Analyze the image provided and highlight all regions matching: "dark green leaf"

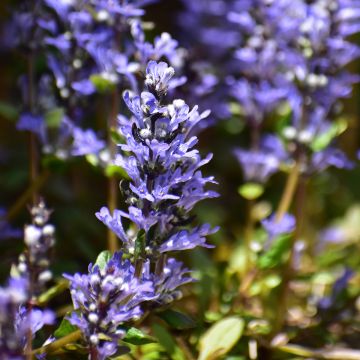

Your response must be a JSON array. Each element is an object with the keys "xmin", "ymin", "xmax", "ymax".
[
  {"xmin": 45, "ymin": 107, "xmax": 64, "ymax": 128},
  {"xmin": 135, "ymin": 230, "xmax": 146, "ymax": 260},
  {"xmin": 157, "ymin": 309, "xmax": 196, "ymax": 330},
  {"xmin": 54, "ymin": 317, "xmax": 78, "ymax": 339},
  {"xmin": 152, "ymin": 323, "xmax": 185, "ymax": 360},
  {"xmin": 257, "ymin": 234, "xmax": 291, "ymax": 270},
  {"xmin": 0, "ymin": 101, "xmax": 18, "ymax": 121}
]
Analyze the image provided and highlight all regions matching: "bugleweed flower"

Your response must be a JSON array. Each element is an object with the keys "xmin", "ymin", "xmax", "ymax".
[
  {"xmin": 64, "ymin": 252, "xmax": 154, "ymax": 360},
  {"xmin": 16, "ymin": 200, "xmax": 55, "ymax": 296},
  {"xmin": 97, "ymin": 60, "xmax": 218, "ymax": 260},
  {"xmin": 178, "ymin": 0, "xmax": 360, "ymax": 180},
  {"xmin": 0, "ymin": 277, "xmax": 54, "ymax": 359},
  {"xmin": 6, "ymin": 0, "xmax": 183, "ymax": 160}
]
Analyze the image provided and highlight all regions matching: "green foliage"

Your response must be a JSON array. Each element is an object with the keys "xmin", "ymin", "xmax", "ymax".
[
  {"xmin": 257, "ymin": 234, "xmax": 292, "ymax": 270},
  {"xmin": 45, "ymin": 107, "xmax": 65, "ymax": 128},
  {"xmin": 152, "ymin": 323, "xmax": 186, "ymax": 360},
  {"xmin": 90, "ymin": 74, "xmax": 117, "ymax": 93},
  {"xmin": 95, "ymin": 250, "xmax": 112, "ymax": 270},
  {"xmin": 198, "ymin": 317, "xmax": 245, "ymax": 360},
  {"xmin": 54, "ymin": 317, "xmax": 78, "ymax": 339},
  {"xmin": 157, "ymin": 309, "xmax": 196, "ymax": 330},
  {"xmin": 122, "ymin": 327, "xmax": 157, "ymax": 345},
  {"xmin": 0, "ymin": 101, "xmax": 18, "ymax": 121},
  {"xmin": 238, "ymin": 183, "xmax": 264, "ymax": 200}
]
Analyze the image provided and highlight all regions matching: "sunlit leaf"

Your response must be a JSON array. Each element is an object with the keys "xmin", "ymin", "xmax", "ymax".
[
  {"xmin": 123, "ymin": 327, "xmax": 157, "ymax": 345},
  {"xmin": 238, "ymin": 183, "xmax": 264, "ymax": 200},
  {"xmin": 95, "ymin": 250, "xmax": 112, "ymax": 270},
  {"xmin": 198, "ymin": 317, "xmax": 245, "ymax": 360}
]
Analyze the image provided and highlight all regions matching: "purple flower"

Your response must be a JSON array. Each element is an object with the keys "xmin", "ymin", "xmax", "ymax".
[
  {"xmin": 64, "ymin": 252, "xmax": 154, "ymax": 360},
  {"xmin": 98, "ymin": 61, "xmax": 218, "ymax": 256},
  {"xmin": 145, "ymin": 61, "xmax": 176, "ymax": 97},
  {"xmin": 71, "ymin": 128, "xmax": 105, "ymax": 156},
  {"xmin": 16, "ymin": 200, "xmax": 55, "ymax": 296},
  {"xmin": 233, "ymin": 148, "xmax": 281, "ymax": 184},
  {"xmin": 262, "ymin": 213, "xmax": 296, "ymax": 240},
  {"xmin": 142, "ymin": 258, "xmax": 194, "ymax": 307},
  {"xmin": 159, "ymin": 224, "xmax": 218, "ymax": 253}
]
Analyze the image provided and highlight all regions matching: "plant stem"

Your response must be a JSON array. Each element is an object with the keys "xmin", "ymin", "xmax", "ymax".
[
  {"xmin": 107, "ymin": 89, "xmax": 120, "ymax": 252},
  {"xmin": 275, "ymin": 161, "xmax": 300, "ymax": 223},
  {"xmin": 31, "ymin": 330, "xmax": 82, "ymax": 356},
  {"xmin": 5, "ymin": 170, "xmax": 49, "ymax": 222},
  {"xmin": 244, "ymin": 199, "xmax": 255, "ymax": 272},
  {"xmin": 28, "ymin": 54, "xmax": 39, "ymax": 207},
  {"xmin": 274, "ymin": 177, "xmax": 307, "ymax": 333}
]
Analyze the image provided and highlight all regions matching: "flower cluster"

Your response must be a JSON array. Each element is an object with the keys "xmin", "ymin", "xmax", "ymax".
[
  {"xmin": 97, "ymin": 60, "xmax": 218, "ymax": 259},
  {"xmin": 179, "ymin": 0, "xmax": 360, "ymax": 182},
  {"xmin": 0, "ymin": 276, "xmax": 54, "ymax": 359},
  {"xmin": 16, "ymin": 200, "xmax": 55, "ymax": 296},
  {"xmin": 0, "ymin": 201, "xmax": 56, "ymax": 359},
  {"xmin": 65, "ymin": 61, "xmax": 217, "ymax": 357},
  {"xmin": 6, "ymin": 0, "xmax": 183, "ymax": 160},
  {"xmin": 65, "ymin": 252, "xmax": 154, "ymax": 359}
]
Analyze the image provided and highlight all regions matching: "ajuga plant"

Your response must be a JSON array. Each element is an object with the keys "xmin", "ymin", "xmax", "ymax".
[
  {"xmin": 2, "ymin": 0, "xmax": 185, "ymax": 251},
  {"xmin": 0, "ymin": 200, "xmax": 55, "ymax": 359},
  {"xmin": 60, "ymin": 60, "xmax": 218, "ymax": 359},
  {"xmin": 174, "ymin": 1, "xmax": 360, "ymax": 359}
]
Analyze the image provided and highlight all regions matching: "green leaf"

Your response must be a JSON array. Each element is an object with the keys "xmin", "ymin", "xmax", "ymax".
[
  {"xmin": 95, "ymin": 250, "xmax": 112, "ymax": 270},
  {"xmin": 157, "ymin": 309, "xmax": 196, "ymax": 330},
  {"xmin": 90, "ymin": 74, "xmax": 116, "ymax": 93},
  {"xmin": 135, "ymin": 230, "xmax": 146, "ymax": 260},
  {"xmin": 257, "ymin": 234, "xmax": 291, "ymax": 270},
  {"xmin": 54, "ymin": 317, "xmax": 78, "ymax": 339},
  {"xmin": 238, "ymin": 183, "xmax": 264, "ymax": 200},
  {"xmin": 110, "ymin": 128, "xmax": 125, "ymax": 145},
  {"xmin": 0, "ymin": 101, "xmax": 18, "ymax": 121},
  {"xmin": 311, "ymin": 118, "xmax": 348, "ymax": 152},
  {"xmin": 152, "ymin": 323, "xmax": 185, "ymax": 360},
  {"xmin": 86, "ymin": 154, "xmax": 99, "ymax": 167},
  {"xmin": 105, "ymin": 164, "xmax": 129, "ymax": 179},
  {"xmin": 44, "ymin": 107, "xmax": 65, "ymax": 128},
  {"xmin": 198, "ymin": 317, "xmax": 245, "ymax": 360},
  {"xmin": 37, "ymin": 279, "xmax": 69, "ymax": 305},
  {"xmin": 123, "ymin": 327, "xmax": 157, "ymax": 345}
]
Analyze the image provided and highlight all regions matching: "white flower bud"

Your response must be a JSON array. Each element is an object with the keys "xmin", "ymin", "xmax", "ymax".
[
  {"xmin": 88, "ymin": 313, "xmax": 99, "ymax": 324},
  {"xmin": 90, "ymin": 334, "xmax": 99, "ymax": 345},
  {"xmin": 38, "ymin": 270, "xmax": 52, "ymax": 283},
  {"xmin": 24, "ymin": 225, "xmax": 41, "ymax": 246},
  {"xmin": 42, "ymin": 224, "xmax": 55, "ymax": 237}
]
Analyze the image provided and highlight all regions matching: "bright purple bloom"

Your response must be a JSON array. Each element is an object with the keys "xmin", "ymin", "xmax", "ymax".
[
  {"xmin": 97, "ymin": 61, "xmax": 218, "ymax": 258},
  {"xmin": 262, "ymin": 213, "xmax": 296, "ymax": 240},
  {"xmin": 71, "ymin": 128, "xmax": 106, "ymax": 156},
  {"xmin": 64, "ymin": 252, "xmax": 154, "ymax": 360}
]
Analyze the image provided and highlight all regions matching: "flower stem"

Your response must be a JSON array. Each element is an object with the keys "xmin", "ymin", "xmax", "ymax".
[
  {"xmin": 244, "ymin": 199, "xmax": 255, "ymax": 272},
  {"xmin": 31, "ymin": 330, "xmax": 82, "ymax": 356},
  {"xmin": 5, "ymin": 170, "xmax": 49, "ymax": 221},
  {"xmin": 28, "ymin": 54, "xmax": 39, "ymax": 207},
  {"xmin": 274, "ymin": 177, "xmax": 307, "ymax": 333},
  {"xmin": 275, "ymin": 161, "xmax": 300, "ymax": 222},
  {"xmin": 107, "ymin": 89, "xmax": 120, "ymax": 252}
]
